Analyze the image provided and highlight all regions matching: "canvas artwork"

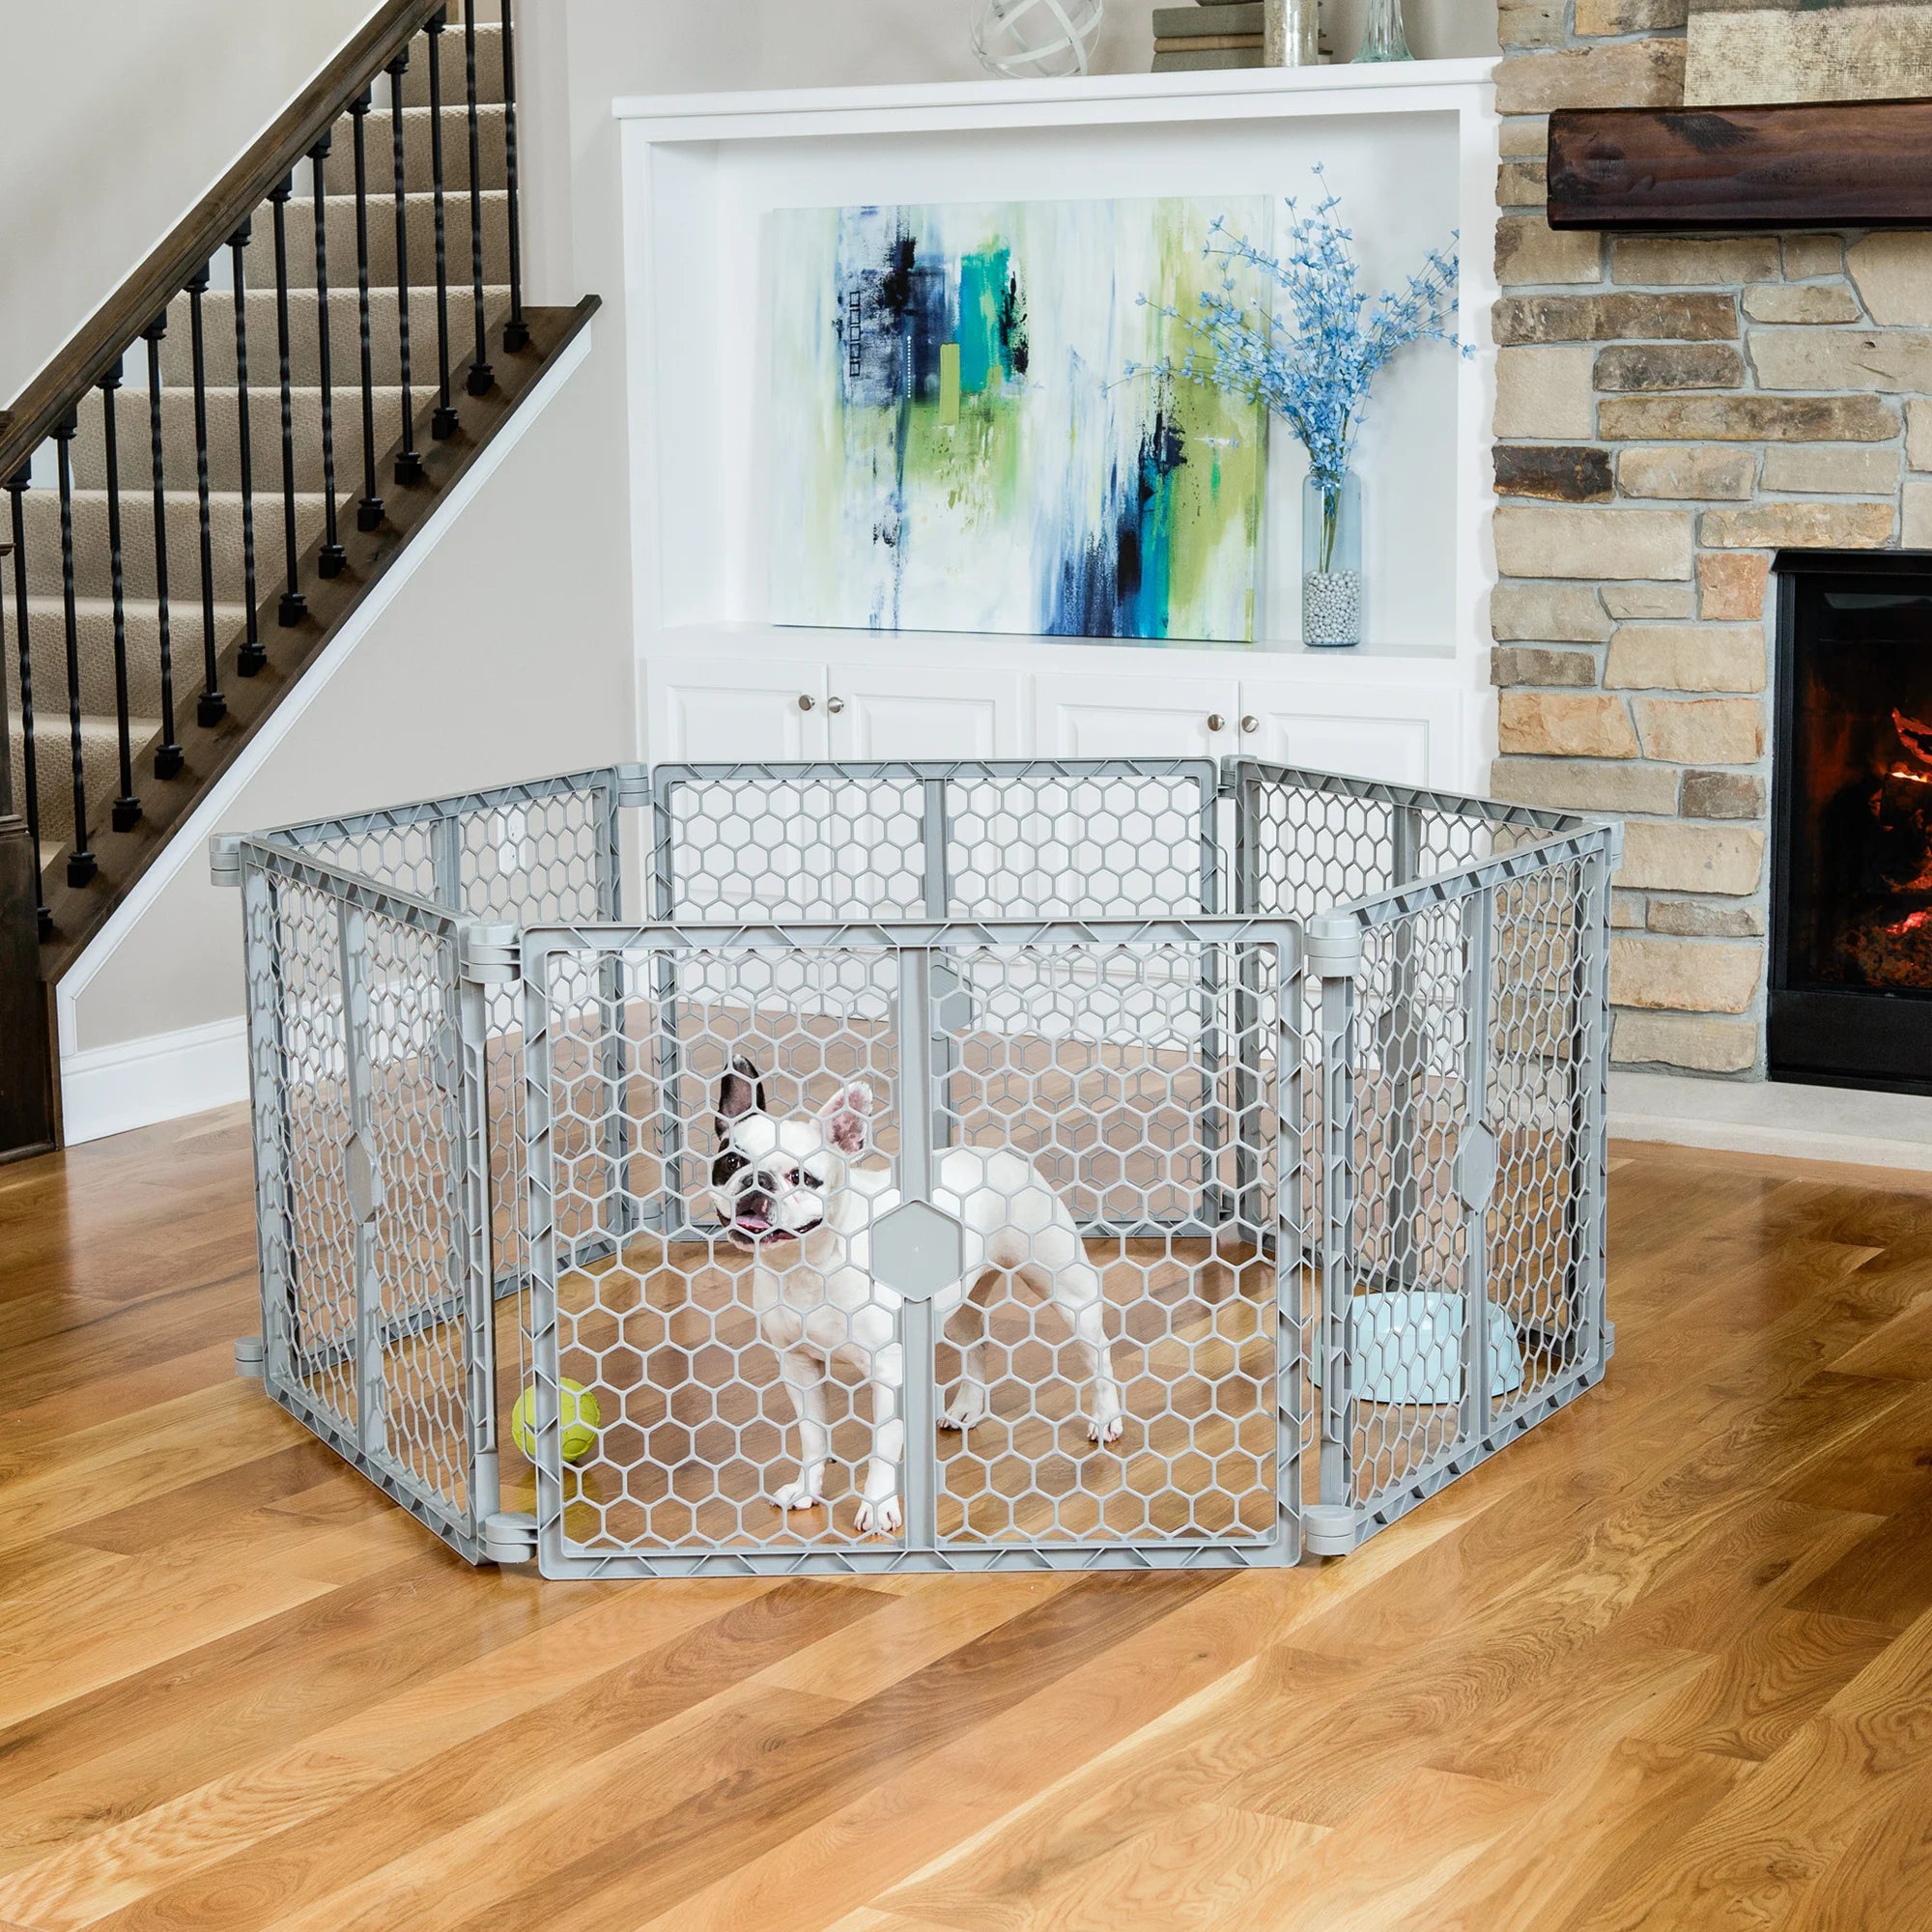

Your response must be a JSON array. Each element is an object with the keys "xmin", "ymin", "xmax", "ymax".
[{"xmin": 766, "ymin": 195, "xmax": 1269, "ymax": 643}]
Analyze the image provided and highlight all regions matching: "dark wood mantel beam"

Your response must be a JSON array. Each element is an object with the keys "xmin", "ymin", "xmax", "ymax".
[{"xmin": 1548, "ymin": 99, "xmax": 1932, "ymax": 232}]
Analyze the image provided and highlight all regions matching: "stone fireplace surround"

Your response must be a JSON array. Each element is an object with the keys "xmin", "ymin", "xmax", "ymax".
[{"xmin": 1490, "ymin": 0, "xmax": 1932, "ymax": 1090}]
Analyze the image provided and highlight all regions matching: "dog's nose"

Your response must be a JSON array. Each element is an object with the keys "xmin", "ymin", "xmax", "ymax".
[{"xmin": 739, "ymin": 1191, "xmax": 773, "ymax": 1221}]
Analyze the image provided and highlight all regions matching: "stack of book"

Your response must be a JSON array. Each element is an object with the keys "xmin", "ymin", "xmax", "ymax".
[{"xmin": 1151, "ymin": 2, "xmax": 1264, "ymax": 72}]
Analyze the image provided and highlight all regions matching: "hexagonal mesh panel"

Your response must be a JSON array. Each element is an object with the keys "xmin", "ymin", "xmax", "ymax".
[
  {"xmin": 518, "ymin": 919, "xmax": 1295, "ymax": 1576},
  {"xmin": 239, "ymin": 844, "xmax": 484, "ymax": 1554},
  {"xmin": 1311, "ymin": 835, "xmax": 1611, "ymax": 1544},
  {"xmin": 652, "ymin": 760, "xmax": 1219, "ymax": 924},
  {"xmin": 225, "ymin": 755, "xmax": 1613, "ymax": 1576}
]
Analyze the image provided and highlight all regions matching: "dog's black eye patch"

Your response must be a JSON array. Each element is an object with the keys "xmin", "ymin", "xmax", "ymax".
[
  {"xmin": 711, "ymin": 1149, "xmax": 749, "ymax": 1190},
  {"xmin": 800, "ymin": 1171, "xmax": 825, "ymax": 1192}
]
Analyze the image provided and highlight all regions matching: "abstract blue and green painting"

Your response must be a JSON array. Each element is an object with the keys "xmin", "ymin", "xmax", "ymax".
[{"xmin": 767, "ymin": 196, "xmax": 1268, "ymax": 643}]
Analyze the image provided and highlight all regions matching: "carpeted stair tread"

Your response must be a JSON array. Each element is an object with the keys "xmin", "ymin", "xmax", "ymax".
[{"xmin": 7, "ymin": 597, "xmax": 251, "ymax": 721}]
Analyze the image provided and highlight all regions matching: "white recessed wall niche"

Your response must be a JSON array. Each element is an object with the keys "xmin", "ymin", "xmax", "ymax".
[{"xmin": 616, "ymin": 63, "xmax": 1498, "ymax": 785}]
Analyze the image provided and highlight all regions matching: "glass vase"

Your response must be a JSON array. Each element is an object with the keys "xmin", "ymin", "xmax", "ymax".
[
  {"xmin": 1355, "ymin": 0, "xmax": 1412, "ymax": 63},
  {"xmin": 1302, "ymin": 470, "xmax": 1363, "ymax": 649}
]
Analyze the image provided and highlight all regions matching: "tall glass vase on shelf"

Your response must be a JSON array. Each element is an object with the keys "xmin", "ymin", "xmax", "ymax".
[
  {"xmin": 1264, "ymin": 0, "xmax": 1321, "ymax": 67},
  {"xmin": 1355, "ymin": 0, "xmax": 1412, "ymax": 62},
  {"xmin": 1302, "ymin": 470, "xmax": 1362, "ymax": 649}
]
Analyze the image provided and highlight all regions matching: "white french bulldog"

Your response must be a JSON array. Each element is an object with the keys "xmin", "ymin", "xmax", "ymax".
[{"xmin": 708, "ymin": 1055, "xmax": 1124, "ymax": 1536}]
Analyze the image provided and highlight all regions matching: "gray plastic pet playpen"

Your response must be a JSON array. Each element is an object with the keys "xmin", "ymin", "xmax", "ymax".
[{"xmin": 214, "ymin": 756, "xmax": 1618, "ymax": 1578}]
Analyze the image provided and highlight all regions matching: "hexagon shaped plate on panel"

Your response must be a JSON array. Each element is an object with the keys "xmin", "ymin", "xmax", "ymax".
[{"xmin": 870, "ymin": 1199, "xmax": 966, "ymax": 1303}]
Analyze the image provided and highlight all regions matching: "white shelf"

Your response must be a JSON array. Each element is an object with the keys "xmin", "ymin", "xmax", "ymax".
[
  {"xmin": 613, "ymin": 60, "xmax": 1499, "ymax": 139},
  {"xmin": 656, "ymin": 619, "xmax": 1463, "ymax": 675}
]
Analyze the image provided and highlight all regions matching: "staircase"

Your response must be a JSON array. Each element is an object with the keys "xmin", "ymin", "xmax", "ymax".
[{"xmin": 0, "ymin": 0, "xmax": 596, "ymax": 1158}]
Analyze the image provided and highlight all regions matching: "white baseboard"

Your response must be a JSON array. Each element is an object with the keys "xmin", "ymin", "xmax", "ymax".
[
  {"xmin": 1611, "ymin": 1069, "xmax": 1932, "ymax": 1174},
  {"xmin": 61, "ymin": 1016, "xmax": 249, "ymax": 1147}
]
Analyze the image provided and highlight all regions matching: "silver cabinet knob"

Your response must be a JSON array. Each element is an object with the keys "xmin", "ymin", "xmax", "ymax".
[
  {"xmin": 827, "ymin": 696, "xmax": 846, "ymax": 714},
  {"xmin": 797, "ymin": 694, "xmax": 815, "ymax": 712},
  {"xmin": 1208, "ymin": 713, "xmax": 1226, "ymax": 732},
  {"xmin": 1241, "ymin": 714, "xmax": 1259, "ymax": 734}
]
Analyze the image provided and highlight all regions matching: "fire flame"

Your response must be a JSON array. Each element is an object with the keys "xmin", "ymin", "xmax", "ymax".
[{"xmin": 1895, "ymin": 708, "xmax": 1932, "ymax": 766}]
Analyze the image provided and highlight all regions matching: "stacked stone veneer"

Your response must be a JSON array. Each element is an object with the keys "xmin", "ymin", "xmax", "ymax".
[{"xmin": 1491, "ymin": 1, "xmax": 1932, "ymax": 1075}]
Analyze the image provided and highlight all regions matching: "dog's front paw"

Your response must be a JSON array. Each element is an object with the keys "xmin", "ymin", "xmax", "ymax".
[
  {"xmin": 1088, "ymin": 1410, "xmax": 1124, "ymax": 1445},
  {"xmin": 774, "ymin": 1480, "xmax": 825, "ymax": 1512},
  {"xmin": 854, "ymin": 1493, "xmax": 902, "ymax": 1537},
  {"xmin": 939, "ymin": 1383, "xmax": 987, "ymax": 1432}
]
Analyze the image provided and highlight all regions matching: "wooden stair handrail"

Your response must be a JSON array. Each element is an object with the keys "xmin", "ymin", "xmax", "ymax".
[{"xmin": 0, "ymin": 0, "xmax": 443, "ymax": 486}]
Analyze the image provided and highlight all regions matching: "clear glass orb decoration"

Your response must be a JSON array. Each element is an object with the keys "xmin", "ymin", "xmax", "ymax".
[{"xmin": 972, "ymin": 0, "xmax": 1107, "ymax": 80}]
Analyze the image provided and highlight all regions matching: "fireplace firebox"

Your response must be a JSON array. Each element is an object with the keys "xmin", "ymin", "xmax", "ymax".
[{"xmin": 1772, "ymin": 551, "xmax": 1932, "ymax": 1093}]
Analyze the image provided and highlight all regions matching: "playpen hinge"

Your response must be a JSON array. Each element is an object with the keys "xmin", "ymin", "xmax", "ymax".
[
  {"xmin": 1303, "ymin": 1503, "xmax": 1358, "ymax": 1557},
  {"xmin": 1303, "ymin": 915, "xmax": 1364, "ymax": 980},
  {"xmin": 615, "ymin": 763, "xmax": 654, "ymax": 809},
  {"xmin": 459, "ymin": 923, "xmax": 523, "ymax": 986},
  {"xmin": 233, "ymin": 1333, "xmax": 266, "ymax": 1378},
  {"xmin": 209, "ymin": 835, "xmax": 244, "ymax": 889},
  {"xmin": 480, "ymin": 1511, "xmax": 538, "ymax": 1565}
]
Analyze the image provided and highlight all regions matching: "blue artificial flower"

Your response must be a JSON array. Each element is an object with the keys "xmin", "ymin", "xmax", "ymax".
[{"xmin": 1132, "ymin": 172, "xmax": 1468, "ymax": 497}]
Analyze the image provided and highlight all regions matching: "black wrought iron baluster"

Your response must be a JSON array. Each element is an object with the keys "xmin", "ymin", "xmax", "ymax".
[
  {"xmin": 230, "ymin": 221, "xmax": 263, "ymax": 673},
  {"xmin": 186, "ymin": 270, "xmax": 225, "ymax": 725},
  {"xmin": 463, "ymin": 6, "xmax": 493, "ymax": 396},
  {"xmin": 427, "ymin": 10, "xmax": 457, "ymax": 439},
  {"xmin": 350, "ymin": 90, "xmax": 383, "ymax": 530},
  {"xmin": 6, "ymin": 469, "xmax": 48, "ymax": 934},
  {"xmin": 270, "ymin": 175, "xmax": 304, "ymax": 626},
  {"xmin": 389, "ymin": 49, "xmax": 423, "ymax": 485},
  {"xmin": 99, "ymin": 361, "xmax": 139, "ymax": 830},
  {"xmin": 51, "ymin": 419, "xmax": 97, "ymax": 884},
  {"xmin": 143, "ymin": 316, "xmax": 183, "ymax": 780},
  {"xmin": 310, "ymin": 131, "xmax": 345, "ymax": 577},
  {"xmin": 500, "ymin": 0, "xmax": 527, "ymax": 353}
]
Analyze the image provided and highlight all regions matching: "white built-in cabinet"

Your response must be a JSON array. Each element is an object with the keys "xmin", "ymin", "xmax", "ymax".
[
  {"xmin": 647, "ymin": 639, "xmax": 1471, "ymax": 786},
  {"xmin": 623, "ymin": 64, "xmax": 1501, "ymax": 796}
]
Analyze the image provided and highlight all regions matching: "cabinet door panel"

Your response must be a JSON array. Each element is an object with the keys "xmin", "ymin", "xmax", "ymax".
[
  {"xmin": 826, "ymin": 663, "xmax": 1024, "ymax": 761},
  {"xmin": 646, "ymin": 658, "xmax": 825, "ymax": 765},
  {"xmin": 1239, "ymin": 681, "xmax": 1463, "ymax": 788},
  {"xmin": 1035, "ymin": 671, "xmax": 1239, "ymax": 763}
]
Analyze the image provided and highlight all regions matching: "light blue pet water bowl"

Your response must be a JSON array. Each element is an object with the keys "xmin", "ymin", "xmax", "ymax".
[{"xmin": 1309, "ymin": 1291, "xmax": 1525, "ymax": 1404}]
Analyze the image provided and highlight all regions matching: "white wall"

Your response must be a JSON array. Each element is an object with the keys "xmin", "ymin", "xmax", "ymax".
[
  {"xmin": 0, "ymin": 0, "xmax": 384, "ymax": 406},
  {"xmin": 521, "ymin": 1, "xmax": 1498, "ymax": 312},
  {"xmin": 53, "ymin": 0, "xmax": 1499, "ymax": 1119},
  {"xmin": 67, "ymin": 325, "xmax": 629, "ymax": 1061}
]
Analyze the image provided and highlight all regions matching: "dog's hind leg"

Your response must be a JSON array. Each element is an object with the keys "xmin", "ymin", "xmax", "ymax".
[
  {"xmin": 940, "ymin": 1292, "xmax": 991, "ymax": 1432},
  {"xmin": 1021, "ymin": 1243, "xmax": 1123, "ymax": 1445},
  {"xmin": 855, "ymin": 1371, "xmax": 904, "ymax": 1537},
  {"xmin": 773, "ymin": 1346, "xmax": 831, "ymax": 1512}
]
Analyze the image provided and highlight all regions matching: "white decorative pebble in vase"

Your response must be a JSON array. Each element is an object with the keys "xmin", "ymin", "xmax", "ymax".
[{"xmin": 1303, "ymin": 469, "xmax": 1363, "ymax": 648}]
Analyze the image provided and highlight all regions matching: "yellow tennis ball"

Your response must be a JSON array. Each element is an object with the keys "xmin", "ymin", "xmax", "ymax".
[{"xmin": 510, "ymin": 1379, "xmax": 602, "ymax": 1463}]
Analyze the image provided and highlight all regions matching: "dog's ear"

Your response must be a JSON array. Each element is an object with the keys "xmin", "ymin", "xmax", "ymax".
[
  {"xmin": 717, "ymin": 1054, "xmax": 766, "ymax": 1126},
  {"xmin": 817, "ymin": 1080, "xmax": 873, "ymax": 1156}
]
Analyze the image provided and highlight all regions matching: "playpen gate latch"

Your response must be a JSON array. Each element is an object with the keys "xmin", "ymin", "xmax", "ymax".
[
  {"xmin": 1454, "ymin": 1122, "xmax": 1498, "ymax": 1215},
  {"xmin": 342, "ymin": 1132, "xmax": 387, "ymax": 1226}
]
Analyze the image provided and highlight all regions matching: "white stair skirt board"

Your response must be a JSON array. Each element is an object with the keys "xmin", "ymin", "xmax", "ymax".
[
  {"xmin": 59, "ymin": 1016, "xmax": 249, "ymax": 1147},
  {"xmin": 1612, "ymin": 1069, "xmax": 1932, "ymax": 1174},
  {"xmin": 54, "ymin": 320, "xmax": 597, "ymax": 1148}
]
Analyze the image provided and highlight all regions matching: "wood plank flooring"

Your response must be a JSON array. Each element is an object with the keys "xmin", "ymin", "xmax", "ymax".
[{"xmin": 3, "ymin": 1108, "xmax": 1931, "ymax": 1928}]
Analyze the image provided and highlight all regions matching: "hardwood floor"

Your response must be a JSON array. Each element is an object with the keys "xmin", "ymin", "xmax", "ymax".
[{"xmin": 3, "ymin": 1109, "xmax": 1931, "ymax": 1929}]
